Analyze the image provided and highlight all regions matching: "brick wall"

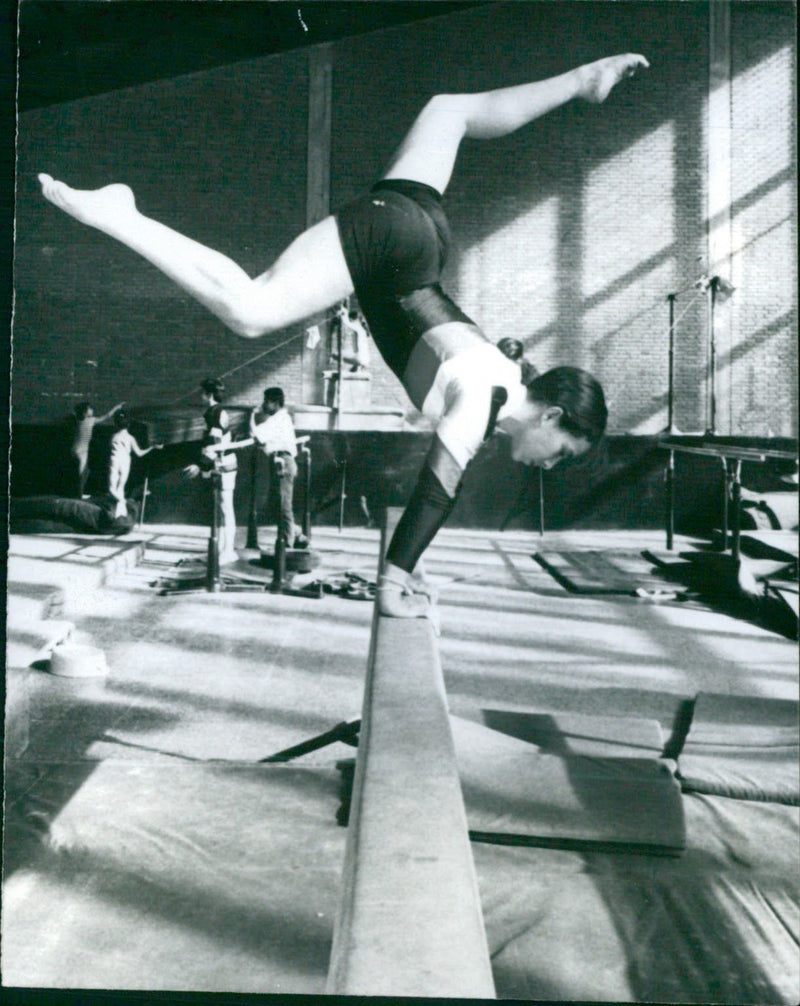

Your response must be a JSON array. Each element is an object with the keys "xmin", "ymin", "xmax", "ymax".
[
  {"xmin": 13, "ymin": 2, "xmax": 797, "ymax": 441},
  {"xmin": 728, "ymin": 1, "xmax": 798, "ymax": 436},
  {"xmin": 15, "ymin": 53, "xmax": 310, "ymax": 421}
]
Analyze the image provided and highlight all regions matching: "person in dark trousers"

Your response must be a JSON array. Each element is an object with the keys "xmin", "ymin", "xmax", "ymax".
[
  {"xmin": 249, "ymin": 386, "xmax": 304, "ymax": 548},
  {"xmin": 182, "ymin": 377, "xmax": 239, "ymax": 565}
]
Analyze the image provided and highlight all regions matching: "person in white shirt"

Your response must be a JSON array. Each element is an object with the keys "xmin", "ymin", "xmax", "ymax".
[
  {"xmin": 108, "ymin": 410, "xmax": 163, "ymax": 518},
  {"xmin": 250, "ymin": 386, "xmax": 304, "ymax": 547}
]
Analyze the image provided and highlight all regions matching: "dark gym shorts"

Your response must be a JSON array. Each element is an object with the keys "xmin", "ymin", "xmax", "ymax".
[
  {"xmin": 336, "ymin": 179, "xmax": 451, "ymax": 292},
  {"xmin": 335, "ymin": 179, "xmax": 475, "ymax": 378}
]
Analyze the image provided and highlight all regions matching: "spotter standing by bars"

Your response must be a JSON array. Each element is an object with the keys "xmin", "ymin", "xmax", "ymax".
[
  {"xmin": 182, "ymin": 378, "xmax": 239, "ymax": 566},
  {"xmin": 70, "ymin": 399, "xmax": 125, "ymax": 498},
  {"xmin": 39, "ymin": 52, "xmax": 648, "ymax": 616},
  {"xmin": 250, "ymin": 386, "xmax": 306, "ymax": 549}
]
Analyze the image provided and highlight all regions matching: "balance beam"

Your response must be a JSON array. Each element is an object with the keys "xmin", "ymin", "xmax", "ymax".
[{"xmin": 326, "ymin": 508, "xmax": 496, "ymax": 999}]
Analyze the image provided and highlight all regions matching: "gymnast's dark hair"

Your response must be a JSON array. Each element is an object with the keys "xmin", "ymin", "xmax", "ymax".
[
  {"xmin": 263, "ymin": 386, "xmax": 285, "ymax": 408},
  {"xmin": 526, "ymin": 366, "xmax": 608, "ymax": 444},
  {"xmin": 200, "ymin": 377, "xmax": 225, "ymax": 401},
  {"xmin": 497, "ymin": 337, "xmax": 523, "ymax": 361},
  {"xmin": 74, "ymin": 401, "xmax": 92, "ymax": 420},
  {"xmin": 497, "ymin": 337, "xmax": 540, "ymax": 387},
  {"xmin": 113, "ymin": 410, "xmax": 130, "ymax": 430}
]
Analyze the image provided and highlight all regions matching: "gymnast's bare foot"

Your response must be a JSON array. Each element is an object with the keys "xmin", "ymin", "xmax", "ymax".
[
  {"xmin": 37, "ymin": 174, "xmax": 137, "ymax": 232},
  {"xmin": 577, "ymin": 53, "xmax": 649, "ymax": 103}
]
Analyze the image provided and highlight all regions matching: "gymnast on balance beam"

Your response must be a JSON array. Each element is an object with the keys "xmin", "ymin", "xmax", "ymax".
[{"xmin": 39, "ymin": 52, "xmax": 649, "ymax": 618}]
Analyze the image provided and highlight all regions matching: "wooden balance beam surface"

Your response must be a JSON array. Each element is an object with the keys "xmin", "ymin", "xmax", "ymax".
[{"xmin": 326, "ymin": 508, "xmax": 496, "ymax": 999}]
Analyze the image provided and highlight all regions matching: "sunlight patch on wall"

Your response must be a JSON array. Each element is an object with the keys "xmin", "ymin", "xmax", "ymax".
[
  {"xmin": 730, "ymin": 46, "xmax": 793, "ymax": 201},
  {"xmin": 458, "ymin": 195, "xmax": 559, "ymax": 340},
  {"xmin": 731, "ymin": 185, "xmax": 794, "ymax": 301},
  {"xmin": 584, "ymin": 258, "xmax": 677, "ymax": 435},
  {"xmin": 726, "ymin": 45, "xmax": 797, "ymax": 436},
  {"xmin": 582, "ymin": 122, "xmax": 676, "ymax": 300}
]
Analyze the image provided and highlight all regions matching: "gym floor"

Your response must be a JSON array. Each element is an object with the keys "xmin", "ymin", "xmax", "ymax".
[{"xmin": 3, "ymin": 522, "xmax": 798, "ymax": 999}]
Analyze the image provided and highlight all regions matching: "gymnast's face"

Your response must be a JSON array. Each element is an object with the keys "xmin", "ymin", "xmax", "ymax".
[{"xmin": 510, "ymin": 406, "xmax": 590, "ymax": 468}]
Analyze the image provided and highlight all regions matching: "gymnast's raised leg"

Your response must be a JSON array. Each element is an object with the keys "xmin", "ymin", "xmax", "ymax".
[{"xmin": 38, "ymin": 53, "xmax": 648, "ymax": 339}]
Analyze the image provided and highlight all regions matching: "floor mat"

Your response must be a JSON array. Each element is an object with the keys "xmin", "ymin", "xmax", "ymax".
[
  {"xmin": 677, "ymin": 693, "xmax": 800, "ymax": 804},
  {"xmin": 478, "ymin": 708, "xmax": 665, "ymax": 759},
  {"xmin": 451, "ymin": 718, "xmax": 685, "ymax": 855},
  {"xmin": 532, "ymin": 550, "xmax": 682, "ymax": 595},
  {"xmin": 2, "ymin": 760, "xmax": 345, "ymax": 992},
  {"xmin": 478, "ymin": 794, "xmax": 799, "ymax": 1004}
]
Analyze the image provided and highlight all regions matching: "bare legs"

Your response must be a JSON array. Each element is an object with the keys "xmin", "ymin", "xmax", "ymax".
[
  {"xmin": 38, "ymin": 175, "xmax": 354, "ymax": 338},
  {"xmin": 381, "ymin": 53, "xmax": 649, "ymax": 193},
  {"xmin": 218, "ymin": 478, "xmax": 238, "ymax": 563},
  {"xmin": 109, "ymin": 457, "xmax": 131, "ymax": 517},
  {"xmin": 38, "ymin": 52, "xmax": 647, "ymax": 339},
  {"xmin": 71, "ymin": 449, "xmax": 90, "ymax": 498}
]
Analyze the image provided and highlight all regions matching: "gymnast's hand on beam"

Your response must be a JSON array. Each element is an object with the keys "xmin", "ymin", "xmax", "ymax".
[
  {"xmin": 376, "ymin": 581, "xmax": 432, "ymax": 619},
  {"xmin": 377, "ymin": 564, "xmax": 436, "ymax": 619}
]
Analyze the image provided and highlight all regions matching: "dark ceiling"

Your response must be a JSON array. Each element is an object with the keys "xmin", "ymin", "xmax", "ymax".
[{"xmin": 18, "ymin": 1, "xmax": 485, "ymax": 111}]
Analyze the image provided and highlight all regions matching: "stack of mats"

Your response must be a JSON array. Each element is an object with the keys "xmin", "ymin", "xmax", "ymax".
[{"xmin": 451, "ymin": 710, "xmax": 685, "ymax": 856}]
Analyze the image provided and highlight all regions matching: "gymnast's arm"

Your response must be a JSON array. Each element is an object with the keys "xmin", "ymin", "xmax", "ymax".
[
  {"xmin": 385, "ymin": 437, "xmax": 463, "ymax": 573},
  {"xmin": 379, "ymin": 437, "xmax": 464, "ymax": 618},
  {"xmin": 95, "ymin": 401, "xmax": 126, "ymax": 424},
  {"xmin": 130, "ymin": 433, "xmax": 163, "ymax": 457},
  {"xmin": 379, "ymin": 373, "xmax": 493, "ymax": 616}
]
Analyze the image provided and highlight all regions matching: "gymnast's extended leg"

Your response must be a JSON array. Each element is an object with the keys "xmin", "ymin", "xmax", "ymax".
[
  {"xmin": 380, "ymin": 52, "xmax": 648, "ymax": 193},
  {"xmin": 37, "ymin": 177, "xmax": 354, "ymax": 338},
  {"xmin": 38, "ymin": 53, "xmax": 647, "ymax": 340}
]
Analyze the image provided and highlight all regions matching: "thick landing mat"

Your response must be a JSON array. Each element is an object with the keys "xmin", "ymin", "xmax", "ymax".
[
  {"xmin": 450, "ymin": 717, "xmax": 684, "ymax": 855},
  {"xmin": 532, "ymin": 550, "xmax": 681, "ymax": 595},
  {"xmin": 478, "ymin": 793, "xmax": 799, "ymax": 1004},
  {"xmin": 677, "ymin": 693, "xmax": 799, "ymax": 804},
  {"xmin": 2, "ymin": 760, "xmax": 344, "ymax": 992}
]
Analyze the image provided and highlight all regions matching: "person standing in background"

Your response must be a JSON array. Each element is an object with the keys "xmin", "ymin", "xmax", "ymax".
[
  {"xmin": 70, "ymin": 399, "xmax": 125, "ymax": 497},
  {"xmin": 250, "ymin": 386, "xmax": 305, "ymax": 548},
  {"xmin": 107, "ymin": 410, "xmax": 163, "ymax": 518}
]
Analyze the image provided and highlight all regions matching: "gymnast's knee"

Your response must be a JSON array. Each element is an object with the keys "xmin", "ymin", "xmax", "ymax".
[{"xmin": 224, "ymin": 295, "xmax": 277, "ymax": 339}]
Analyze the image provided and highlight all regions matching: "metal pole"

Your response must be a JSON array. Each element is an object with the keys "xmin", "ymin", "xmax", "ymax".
[
  {"xmin": 206, "ymin": 472, "xmax": 222, "ymax": 592},
  {"xmin": 138, "ymin": 468, "xmax": 149, "ymax": 530},
  {"xmin": 338, "ymin": 459, "xmax": 347, "ymax": 532},
  {"xmin": 667, "ymin": 293, "xmax": 676, "ymax": 433},
  {"xmin": 730, "ymin": 459, "xmax": 742, "ymax": 560},
  {"xmin": 666, "ymin": 291, "xmax": 676, "ymax": 551},
  {"xmin": 271, "ymin": 531, "xmax": 287, "ymax": 592},
  {"xmin": 666, "ymin": 450, "xmax": 675, "ymax": 551},
  {"xmin": 707, "ymin": 278, "xmax": 718, "ymax": 435},
  {"xmin": 246, "ymin": 444, "xmax": 259, "ymax": 550},
  {"xmin": 301, "ymin": 443, "xmax": 312, "ymax": 540},
  {"xmin": 336, "ymin": 312, "xmax": 344, "ymax": 431}
]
